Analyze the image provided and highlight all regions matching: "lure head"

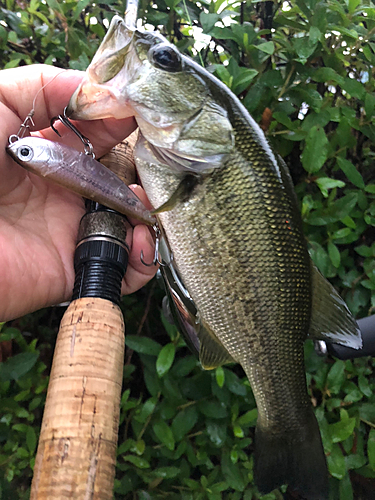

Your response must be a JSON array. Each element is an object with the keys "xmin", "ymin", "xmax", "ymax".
[{"xmin": 6, "ymin": 137, "xmax": 57, "ymax": 174}]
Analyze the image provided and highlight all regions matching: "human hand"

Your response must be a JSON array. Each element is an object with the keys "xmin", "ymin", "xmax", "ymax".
[{"xmin": 0, "ymin": 64, "xmax": 156, "ymax": 322}]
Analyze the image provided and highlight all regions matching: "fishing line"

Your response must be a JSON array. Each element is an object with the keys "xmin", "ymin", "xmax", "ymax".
[{"xmin": 8, "ymin": 69, "xmax": 66, "ymax": 144}]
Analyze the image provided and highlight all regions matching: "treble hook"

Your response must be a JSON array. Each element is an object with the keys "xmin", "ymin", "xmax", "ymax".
[
  {"xmin": 140, "ymin": 224, "xmax": 165, "ymax": 267},
  {"xmin": 50, "ymin": 107, "xmax": 95, "ymax": 158}
]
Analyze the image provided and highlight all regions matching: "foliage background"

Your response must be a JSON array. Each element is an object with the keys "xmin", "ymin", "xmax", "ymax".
[{"xmin": 0, "ymin": 0, "xmax": 375, "ymax": 498}]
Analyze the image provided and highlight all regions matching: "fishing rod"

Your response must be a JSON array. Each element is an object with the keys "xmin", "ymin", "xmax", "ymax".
[
  {"xmin": 29, "ymin": 135, "xmax": 138, "ymax": 500},
  {"xmin": 28, "ymin": 4, "xmax": 142, "ymax": 498}
]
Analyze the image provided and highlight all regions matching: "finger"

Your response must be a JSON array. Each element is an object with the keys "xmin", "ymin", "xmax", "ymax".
[
  {"xmin": 37, "ymin": 116, "xmax": 137, "ymax": 159},
  {"xmin": 0, "ymin": 65, "xmax": 82, "ymax": 144},
  {"xmin": 126, "ymin": 185, "xmax": 155, "ymax": 226},
  {"xmin": 0, "ymin": 65, "xmax": 136, "ymax": 158}
]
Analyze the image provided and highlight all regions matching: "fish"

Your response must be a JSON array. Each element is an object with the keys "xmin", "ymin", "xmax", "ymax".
[
  {"xmin": 6, "ymin": 136, "xmax": 155, "ymax": 225},
  {"xmin": 67, "ymin": 16, "xmax": 362, "ymax": 499}
]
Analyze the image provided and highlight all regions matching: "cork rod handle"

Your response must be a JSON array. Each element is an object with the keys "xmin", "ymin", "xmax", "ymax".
[{"xmin": 30, "ymin": 298, "xmax": 124, "ymax": 499}]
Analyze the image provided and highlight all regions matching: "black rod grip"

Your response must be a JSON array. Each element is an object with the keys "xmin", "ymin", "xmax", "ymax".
[
  {"xmin": 73, "ymin": 239, "xmax": 128, "ymax": 304},
  {"xmin": 71, "ymin": 207, "xmax": 129, "ymax": 306}
]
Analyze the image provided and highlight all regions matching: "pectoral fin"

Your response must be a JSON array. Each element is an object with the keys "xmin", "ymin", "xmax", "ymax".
[
  {"xmin": 308, "ymin": 263, "xmax": 362, "ymax": 349},
  {"xmin": 152, "ymin": 174, "xmax": 200, "ymax": 214}
]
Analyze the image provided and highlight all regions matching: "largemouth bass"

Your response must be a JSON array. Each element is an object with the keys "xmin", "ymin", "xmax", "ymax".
[
  {"xmin": 7, "ymin": 137, "xmax": 155, "ymax": 225},
  {"xmin": 67, "ymin": 17, "xmax": 362, "ymax": 498}
]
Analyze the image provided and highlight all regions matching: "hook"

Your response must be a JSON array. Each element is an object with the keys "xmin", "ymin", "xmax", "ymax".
[
  {"xmin": 50, "ymin": 107, "xmax": 95, "ymax": 158},
  {"xmin": 140, "ymin": 224, "xmax": 165, "ymax": 267}
]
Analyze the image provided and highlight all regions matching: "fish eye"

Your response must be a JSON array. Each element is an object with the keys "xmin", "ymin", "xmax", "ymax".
[
  {"xmin": 18, "ymin": 146, "xmax": 33, "ymax": 161},
  {"xmin": 150, "ymin": 44, "xmax": 182, "ymax": 72}
]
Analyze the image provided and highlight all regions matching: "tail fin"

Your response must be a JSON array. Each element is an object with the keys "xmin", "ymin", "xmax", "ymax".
[{"xmin": 253, "ymin": 410, "xmax": 329, "ymax": 500}]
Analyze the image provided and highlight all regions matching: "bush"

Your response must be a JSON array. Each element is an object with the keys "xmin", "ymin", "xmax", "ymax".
[{"xmin": 0, "ymin": 0, "xmax": 374, "ymax": 498}]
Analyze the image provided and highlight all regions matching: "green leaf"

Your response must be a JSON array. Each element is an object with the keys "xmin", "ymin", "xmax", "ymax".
[
  {"xmin": 326, "ymin": 360, "xmax": 346, "ymax": 394},
  {"xmin": 339, "ymin": 472, "xmax": 354, "ymax": 500},
  {"xmin": 368, "ymin": 429, "xmax": 375, "ymax": 470},
  {"xmin": 256, "ymin": 41, "xmax": 274, "ymax": 55},
  {"xmin": 343, "ymin": 382, "xmax": 363, "ymax": 403},
  {"xmin": 293, "ymin": 37, "xmax": 317, "ymax": 62},
  {"xmin": 358, "ymin": 374, "xmax": 372, "ymax": 397},
  {"xmin": 12, "ymin": 423, "xmax": 28, "ymax": 433},
  {"xmin": 206, "ymin": 420, "xmax": 227, "ymax": 447},
  {"xmin": 224, "ymin": 369, "xmax": 247, "ymax": 396},
  {"xmin": 164, "ymin": 0, "xmax": 180, "ymax": 8},
  {"xmin": 341, "ymin": 78, "xmax": 365, "ymax": 99},
  {"xmin": 153, "ymin": 466, "xmax": 180, "ymax": 478},
  {"xmin": 133, "ymin": 439, "xmax": 145, "ymax": 455},
  {"xmin": 124, "ymin": 455, "xmax": 150, "ymax": 468},
  {"xmin": 16, "ymin": 447, "xmax": 30, "ymax": 458},
  {"xmin": 71, "ymin": 0, "xmax": 91, "ymax": 22},
  {"xmin": 198, "ymin": 400, "xmax": 228, "ymax": 419},
  {"xmin": 327, "ymin": 443, "xmax": 346, "ymax": 479},
  {"xmin": 309, "ymin": 26, "xmax": 321, "ymax": 44},
  {"xmin": 348, "ymin": 0, "xmax": 361, "ymax": 13},
  {"xmin": 329, "ymin": 416, "xmax": 356, "ymax": 443},
  {"xmin": 232, "ymin": 69, "xmax": 258, "ymax": 95},
  {"xmin": 215, "ymin": 366, "xmax": 225, "ymax": 388},
  {"xmin": 355, "ymin": 245, "xmax": 375, "ymax": 258},
  {"xmin": 328, "ymin": 242, "xmax": 341, "ymax": 268},
  {"xmin": 315, "ymin": 177, "xmax": 345, "ymax": 198},
  {"xmin": 0, "ymin": 352, "xmax": 38, "ymax": 382},
  {"xmin": 153, "ymin": 420, "xmax": 175, "ymax": 450},
  {"xmin": 341, "ymin": 215, "xmax": 356, "ymax": 229},
  {"xmin": 156, "ymin": 343, "xmax": 175, "ymax": 377},
  {"xmin": 233, "ymin": 424, "xmax": 244, "ymax": 438},
  {"xmin": 45, "ymin": 0, "xmax": 64, "ymax": 14},
  {"xmin": 26, "ymin": 426, "xmax": 37, "ymax": 454},
  {"xmin": 309, "ymin": 242, "xmax": 330, "ymax": 276},
  {"xmin": 330, "ymin": 25, "xmax": 358, "ymax": 40},
  {"xmin": 331, "ymin": 228, "xmax": 352, "ymax": 241},
  {"xmin": 365, "ymin": 93, "xmax": 375, "ymax": 117},
  {"xmin": 237, "ymin": 408, "xmax": 258, "ymax": 426},
  {"xmin": 135, "ymin": 397, "xmax": 158, "ymax": 424},
  {"xmin": 171, "ymin": 406, "xmax": 198, "ymax": 441},
  {"xmin": 365, "ymin": 184, "xmax": 375, "ymax": 194},
  {"xmin": 200, "ymin": 12, "xmax": 220, "ymax": 33},
  {"xmin": 221, "ymin": 451, "xmax": 246, "ymax": 491},
  {"xmin": 301, "ymin": 126, "xmax": 329, "ymax": 173},
  {"xmin": 171, "ymin": 355, "xmax": 197, "ymax": 377},
  {"xmin": 337, "ymin": 158, "xmax": 365, "ymax": 189},
  {"xmin": 310, "ymin": 67, "xmax": 344, "ymax": 85},
  {"xmin": 125, "ymin": 336, "xmax": 162, "ymax": 356}
]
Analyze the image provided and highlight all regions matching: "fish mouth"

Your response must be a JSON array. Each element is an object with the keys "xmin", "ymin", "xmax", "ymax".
[
  {"xmin": 66, "ymin": 81, "xmax": 132, "ymax": 120},
  {"xmin": 66, "ymin": 15, "xmax": 135, "ymax": 120}
]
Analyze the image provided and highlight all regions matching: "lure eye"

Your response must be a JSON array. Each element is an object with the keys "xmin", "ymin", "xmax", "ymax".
[
  {"xmin": 18, "ymin": 146, "xmax": 33, "ymax": 161},
  {"xmin": 150, "ymin": 44, "xmax": 182, "ymax": 72}
]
